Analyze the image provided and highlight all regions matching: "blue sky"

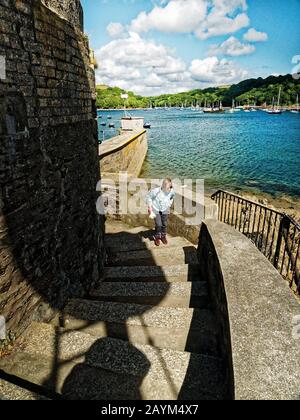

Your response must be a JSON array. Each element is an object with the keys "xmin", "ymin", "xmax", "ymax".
[{"xmin": 81, "ymin": 0, "xmax": 300, "ymax": 96}]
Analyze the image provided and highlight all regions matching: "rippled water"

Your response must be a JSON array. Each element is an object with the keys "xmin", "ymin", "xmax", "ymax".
[{"xmin": 98, "ymin": 109, "xmax": 300, "ymax": 198}]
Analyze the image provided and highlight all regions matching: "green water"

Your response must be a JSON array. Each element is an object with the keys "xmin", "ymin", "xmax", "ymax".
[{"xmin": 98, "ymin": 109, "xmax": 300, "ymax": 198}]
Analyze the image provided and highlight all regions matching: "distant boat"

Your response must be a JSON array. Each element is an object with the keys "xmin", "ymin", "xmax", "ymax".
[
  {"xmin": 204, "ymin": 102, "xmax": 224, "ymax": 113},
  {"xmin": 100, "ymin": 122, "xmax": 106, "ymax": 126},
  {"xmin": 203, "ymin": 106, "xmax": 213, "ymax": 113},
  {"xmin": 250, "ymin": 100, "xmax": 258, "ymax": 111},
  {"xmin": 107, "ymin": 116, "xmax": 112, "ymax": 119},
  {"xmin": 291, "ymin": 95, "xmax": 299, "ymax": 113},
  {"xmin": 267, "ymin": 87, "xmax": 282, "ymax": 114},
  {"xmin": 233, "ymin": 101, "xmax": 241, "ymax": 112},
  {"xmin": 228, "ymin": 99, "xmax": 235, "ymax": 113},
  {"xmin": 144, "ymin": 123, "xmax": 151, "ymax": 129},
  {"xmin": 267, "ymin": 109, "xmax": 282, "ymax": 114},
  {"xmin": 109, "ymin": 123, "xmax": 115, "ymax": 128}
]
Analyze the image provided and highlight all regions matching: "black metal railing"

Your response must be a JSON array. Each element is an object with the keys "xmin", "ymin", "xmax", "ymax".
[{"xmin": 211, "ymin": 190, "xmax": 300, "ymax": 296}]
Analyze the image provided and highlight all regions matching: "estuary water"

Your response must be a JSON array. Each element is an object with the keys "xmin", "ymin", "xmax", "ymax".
[{"xmin": 98, "ymin": 109, "xmax": 300, "ymax": 199}]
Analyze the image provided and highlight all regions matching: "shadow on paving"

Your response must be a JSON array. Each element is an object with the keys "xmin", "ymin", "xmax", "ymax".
[{"xmin": 38, "ymin": 227, "xmax": 230, "ymax": 400}]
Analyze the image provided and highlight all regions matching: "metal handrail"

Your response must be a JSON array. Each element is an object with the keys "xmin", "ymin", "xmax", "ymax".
[
  {"xmin": 211, "ymin": 190, "xmax": 300, "ymax": 295},
  {"xmin": 211, "ymin": 190, "xmax": 284, "ymax": 216}
]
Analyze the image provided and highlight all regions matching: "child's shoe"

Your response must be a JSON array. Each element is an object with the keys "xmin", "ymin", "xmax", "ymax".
[
  {"xmin": 154, "ymin": 236, "xmax": 161, "ymax": 246},
  {"xmin": 161, "ymin": 235, "xmax": 168, "ymax": 245}
]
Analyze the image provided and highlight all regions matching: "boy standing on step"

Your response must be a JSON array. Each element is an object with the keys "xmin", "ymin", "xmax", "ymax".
[{"xmin": 146, "ymin": 178, "xmax": 175, "ymax": 247}]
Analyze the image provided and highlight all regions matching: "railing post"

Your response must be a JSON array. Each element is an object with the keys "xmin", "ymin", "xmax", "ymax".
[
  {"xmin": 211, "ymin": 190, "xmax": 299, "ymax": 296},
  {"xmin": 274, "ymin": 215, "xmax": 290, "ymax": 270}
]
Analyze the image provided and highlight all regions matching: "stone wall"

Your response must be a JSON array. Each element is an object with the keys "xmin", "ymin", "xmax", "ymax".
[
  {"xmin": 99, "ymin": 130, "xmax": 148, "ymax": 179},
  {"xmin": 41, "ymin": 0, "xmax": 84, "ymax": 31},
  {"xmin": 101, "ymin": 178, "xmax": 218, "ymax": 244},
  {"xmin": 198, "ymin": 220, "xmax": 300, "ymax": 400},
  {"xmin": 0, "ymin": 0, "xmax": 105, "ymax": 338}
]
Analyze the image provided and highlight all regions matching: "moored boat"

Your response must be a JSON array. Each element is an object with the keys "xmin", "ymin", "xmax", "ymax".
[{"xmin": 267, "ymin": 87, "xmax": 282, "ymax": 114}]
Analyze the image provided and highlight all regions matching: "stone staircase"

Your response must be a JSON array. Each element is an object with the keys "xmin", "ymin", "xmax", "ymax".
[{"xmin": 0, "ymin": 221, "xmax": 227, "ymax": 400}]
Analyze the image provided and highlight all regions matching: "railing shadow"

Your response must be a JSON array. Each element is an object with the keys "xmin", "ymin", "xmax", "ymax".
[
  {"xmin": 38, "ymin": 227, "xmax": 228, "ymax": 400},
  {"xmin": 41, "ymin": 228, "xmax": 174, "ymax": 400}
]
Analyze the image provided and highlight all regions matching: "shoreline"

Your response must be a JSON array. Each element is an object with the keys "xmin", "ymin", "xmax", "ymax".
[{"xmin": 97, "ymin": 107, "xmax": 300, "ymax": 112}]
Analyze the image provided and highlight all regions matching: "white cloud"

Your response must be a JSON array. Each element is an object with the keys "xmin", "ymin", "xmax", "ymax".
[
  {"xmin": 95, "ymin": 32, "xmax": 195, "ymax": 95},
  {"xmin": 195, "ymin": 11, "xmax": 249, "ymax": 40},
  {"xmin": 244, "ymin": 28, "xmax": 268, "ymax": 42},
  {"xmin": 190, "ymin": 56, "xmax": 248, "ymax": 84},
  {"xmin": 106, "ymin": 22, "xmax": 126, "ymax": 38},
  {"xmin": 130, "ymin": 0, "xmax": 207, "ymax": 34},
  {"xmin": 211, "ymin": 0, "xmax": 248, "ymax": 13},
  {"xmin": 208, "ymin": 36, "xmax": 255, "ymax": 56},
  {"xmin": 129, "ymin": 0, "xmax": 250, "ymax": 39},
  {"xmin": 95, "ymin": 29, "xmax": 249, "ymax": 95},
  {"xmin": 144, "ymin": 73, "xmax": 164, "ymax": 87}
]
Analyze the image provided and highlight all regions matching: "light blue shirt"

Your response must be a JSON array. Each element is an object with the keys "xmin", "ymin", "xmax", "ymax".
[{"xmin": 146, "ymin": 187, "xmax": 175, "ymax": 214}]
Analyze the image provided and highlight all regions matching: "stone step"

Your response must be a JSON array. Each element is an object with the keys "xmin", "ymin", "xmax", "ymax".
[
  {"xmin": 102, "ymin": 264, "xmax": 203, "ymax": 283},
  {"xmin": 0, "ymin": 376, "xmax": 50, "ymax": 400},
  {"xmin": 105, "ymin": 233, "xmax": 193, "ymax": 253},
  {"xmin": 107, "ymin": 246, "xmax": 198, "ymax": 266},
  {"xmin": 62, "ymin": 299, "xmax": 218, "ymax": 355},
  {"xmin": 0, "ymin": 323, "xmax": 226, "ymax": 400},
  {"xmin": 106, "ymin": 223, "xmax": 149, "ymax": 235},
  {"xmin": 90, "ymin": 282, "xmax": 210, "ymax": 309}
]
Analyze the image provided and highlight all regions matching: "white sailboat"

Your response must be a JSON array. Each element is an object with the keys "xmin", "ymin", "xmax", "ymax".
[
  {"xmin": 243, "ymin": 99, "xmax": 250, "ymax": 112},
  {"xmin": 250, "ymin": 101, "xmax": 257, "ymax": 112},
  {"xmin": 228, "ymin": 99, "xmax": 235, "ymax": 113},
  {"xmin": 267, "ymin": 87, "xmax": 282, "ymax": 114},
  {"xmin": 291, "ymin": 95, "xmax": 299, "ymax": 113}
]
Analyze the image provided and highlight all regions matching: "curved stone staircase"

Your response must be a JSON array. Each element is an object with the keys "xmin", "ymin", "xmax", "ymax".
[{"xmin": 0, "ymin": 221, "xmax": 227, "ymax": 400}]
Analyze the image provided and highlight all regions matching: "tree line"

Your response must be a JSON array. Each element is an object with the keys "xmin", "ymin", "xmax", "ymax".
[{"xmin": 96, "ymin": 74, "xmax": 300, "ymax": 109}]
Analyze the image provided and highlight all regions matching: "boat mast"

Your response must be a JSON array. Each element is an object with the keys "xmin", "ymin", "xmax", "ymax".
[{"xmin": 277, "ymin": 87, "xmax": 281, "ymax": 109}]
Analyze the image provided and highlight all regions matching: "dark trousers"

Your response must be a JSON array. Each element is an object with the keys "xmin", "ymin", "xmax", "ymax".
[{"xmin": 155, "ymin": 212, "xmax": 169, "ymax": 237}]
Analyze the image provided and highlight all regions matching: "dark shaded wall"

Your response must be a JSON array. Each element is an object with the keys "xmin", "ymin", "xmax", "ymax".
[
  {"xmin": 0, "ymin": 0, "xmax": 105, "ymax": 337},
  {"xmin": 41, "ymin": 0, "xmax": 84, "ymax": 31}
]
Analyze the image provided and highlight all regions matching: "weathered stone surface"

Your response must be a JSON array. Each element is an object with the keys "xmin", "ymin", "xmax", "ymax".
[
  {"xmin": 105, "ymin": 231, "xmax": 192, "ymax": 252},
  {"xmin": 198, "ymin": 220, "xmax": 300, "ymax": 400},
  {"xmin": 65, "ymin": 299, "xmax": 213, "ymax": 329},
  {"xmin": 103, "ymin": 263, "xmax": 202, "ymax": 282},
  {"xmin": 108, "ymin": 246, "xmax": 198, "ymax": 266},
  {"xmin": 92, "ymin": 281, "xmax": 207, "ymax": 298},
  {"xmin": 90, "ymin": 281, "xmax": 209, "ymax": 308},
  {"xmin": 99, "ymin": 131, "xmax": 148, "ymax": 178},
  {"xmin": 62, "ymin": 299, "xmax": 218, "ymax": 354},
  {"xmin": 103, "ymin": 181, "xmax": 217, "ymax": 244},
  {"xmin": 0, "ymin": 1, "xmax": 105, "ymax": 338},
  {"xmin": 40, "ymin": 0, "xmax": 84, "ymax": 31},
  {"xmin": 0, "ymin": 378, "xmax": 49, "ymax": 400},
  {"xmin": 0, "ymin": 323, "xmax": 225, "ymax": 400}
]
